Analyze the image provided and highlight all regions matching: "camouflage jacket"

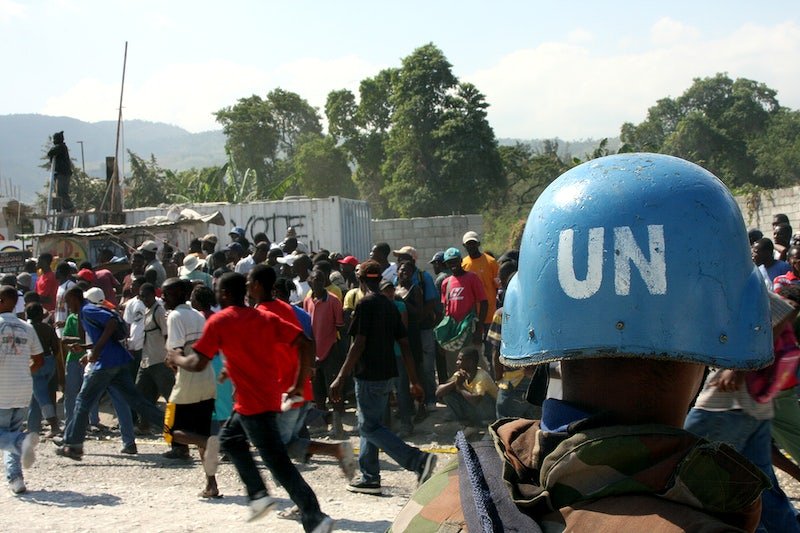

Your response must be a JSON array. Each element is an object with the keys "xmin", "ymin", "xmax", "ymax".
[{"xmin": 391, "ymin": 417, "xmax": 768, "ymax": 532}]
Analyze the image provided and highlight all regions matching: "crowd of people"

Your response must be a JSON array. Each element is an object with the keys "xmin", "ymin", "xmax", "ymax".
[
  {"xmin": 5, "ymin": 155, "xmax": 800, "ymax": 532},
  {"xmin": 0, "ymin": 223, "xmax": 514, "ymax": 531}
]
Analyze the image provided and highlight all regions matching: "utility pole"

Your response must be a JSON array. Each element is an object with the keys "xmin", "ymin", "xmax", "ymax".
[{"xmin": 76, "ymin": 140, "xmax": 86, "ymax": 173}]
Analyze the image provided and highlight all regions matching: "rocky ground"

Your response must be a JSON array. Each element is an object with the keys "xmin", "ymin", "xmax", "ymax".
[
  {"xmin": 4, "ymin": 400, "xmax": 800, "ymax": 532},
  {"xmin": 2, "ymin": 403, "xmax": 464, "ymax": 533}
]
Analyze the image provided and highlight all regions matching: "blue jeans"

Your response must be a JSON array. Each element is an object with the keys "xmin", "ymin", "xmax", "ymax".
[
  {"xmin": 219, "ymin": 410, "xmax": 326, "ymax": 532},
  {"xmin": 28, "ymin": 355, "xmax": 56, "ymax": 432},
  {"xmin": 0, "ymin": 408, "xmax": 27, "ymax": 482},
  {"xmin": 685, "ymin": 408, "xmax": 800, "ymax": 533},
  {"xmin": 355, "ymin": 378, "xmax": 426, "ymax": 483},
  {"xmin": 496, "ymin": 375, "xmax": 541, "ymax": 419},
  {"xmin": 394, "ymin": 356, "xmax": 415, "ymax": 426},
  {"xmin": 277, "ymin": 402, "xmax": 312, "ymax": 461},
  {"xmin": 64, "ymin": 360, "xmax": 99, "ymax": 428},
  {"xmin": 64, "ymin": 364, "xmax": 164, "ymax": 449},
  {"xmin": 442, "ymin": 390, "xmax": 496, "ymax": 426}
]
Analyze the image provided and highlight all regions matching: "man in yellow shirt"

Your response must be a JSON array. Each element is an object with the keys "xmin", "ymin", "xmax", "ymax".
[
  {"xmin": 435, "ymin": 347, "xmax": 496, "ymax": 430},
  {"xmin": 462, "ymin": 231, "xmax": 499, "ymax": 373}
]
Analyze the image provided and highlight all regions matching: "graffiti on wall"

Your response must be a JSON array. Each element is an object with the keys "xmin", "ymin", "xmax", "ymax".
[{"xmin": 230, "ymin": 214, "xmax": 308, "ymax": 243}]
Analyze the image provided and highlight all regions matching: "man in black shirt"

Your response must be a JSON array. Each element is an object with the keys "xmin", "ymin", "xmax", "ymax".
[
  {"xmin": 330, "ymin": 260, "xmax": 437, "ymax": 495},
  {"xmin": 46, "ymin": 131, "xmax": 74, "ymax": 212}
]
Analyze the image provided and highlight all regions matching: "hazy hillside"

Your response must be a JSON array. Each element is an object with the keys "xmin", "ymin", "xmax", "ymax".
[
  {"xmin": 0, "ymin": 114, "xmax": 226, "ymax": 200},
  {"xmin": 0, "ymin": 114, "xmax": 621, "ymax": 203},
  {"xmin": 497, "ymin": 137, "xmax": 622, "ymax": 159}
]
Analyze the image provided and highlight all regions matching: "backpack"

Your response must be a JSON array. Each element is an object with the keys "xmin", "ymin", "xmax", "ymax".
[{"xmin": 85, "ymin": 306, "xmax": 130, "ymax": 344}]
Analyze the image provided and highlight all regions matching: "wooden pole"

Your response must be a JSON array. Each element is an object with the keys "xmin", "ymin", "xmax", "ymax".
[{"xmin": 109, "ymin": 41, "xmax": 128, "ymax": 220}]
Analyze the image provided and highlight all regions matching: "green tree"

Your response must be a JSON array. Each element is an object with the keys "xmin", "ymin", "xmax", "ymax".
[
  {"xmin": 124, "ymin": 151, "xmax": 172, "ymax": 208},
  {"xmin": 379, "ymin": 44, "xmax": 503, "ymax": 217},
  {"xmin": 326, "ymin": 69, "xmax": 395, "ymax": 217},
  {"xmin": 619, "ymin": 73, "xmax": 783, "ymax": 188},
  {"xmin": 292, "ymin": 135, "xmax": 357, "ymax": 198},
  {"xmin": 214, "ymin": 88, "xmax": 322, "ymax": 196}
]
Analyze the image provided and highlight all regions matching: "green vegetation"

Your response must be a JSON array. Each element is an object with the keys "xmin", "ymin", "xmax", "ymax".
[{"xmin": 37, "ymin": 46, "xmax": 800, "ymax": 255}]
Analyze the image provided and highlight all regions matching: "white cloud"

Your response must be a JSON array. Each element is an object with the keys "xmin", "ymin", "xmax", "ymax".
[
  {"xmin": 39, "ymin": 20, "xmax": 800, "ymax": 141},
  {"xmin": 567, "ymin": 28, "xmax": 593, "ymax": 44},
  {"xmin": 0, "ymin": 0, "xmax": 25, "ymax": 22},
  {"xmin": 42, "ymin": 56, "xmax": 380, "ymax": 132},
  {"xmin": 468, "ymin": 20, "xmax": 800, "ymax": 139},
  {"xmin": 650, "ymin": 16, "xmax": 700, "ymax": 46}
]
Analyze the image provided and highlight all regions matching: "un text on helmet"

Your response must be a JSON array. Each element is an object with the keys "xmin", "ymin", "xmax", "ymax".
[{"xmin": 557, "ymin": 225, "xmax": 667, "ymax": 299}]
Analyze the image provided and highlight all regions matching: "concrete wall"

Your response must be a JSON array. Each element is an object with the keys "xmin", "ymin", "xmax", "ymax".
[
  {"xmin": 371, "ymin": 214, "xmax": 483, "ymax": 274},
  {"xmin": 735, "ymin": 185, "xmax": 800, "ymax": 235}
]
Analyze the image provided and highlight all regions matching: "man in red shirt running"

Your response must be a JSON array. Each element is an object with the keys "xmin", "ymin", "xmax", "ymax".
[{"xmin": 166, "ymin": 272, "xmax": 333, "ymax": 532}]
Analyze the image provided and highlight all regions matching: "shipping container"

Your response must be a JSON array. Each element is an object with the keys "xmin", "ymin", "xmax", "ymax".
[{"xmin": 125, "ymin": 196, "xmax": 373, "ymax": 259}]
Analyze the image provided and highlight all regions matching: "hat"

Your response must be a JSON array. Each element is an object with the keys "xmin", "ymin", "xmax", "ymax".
[
  {"xmin": 84, "ymin": 287, "xmax": 105, "ymax": 305},
  {"xmin": 392, "ymin": 246, "xmax": 418, "ymax": 261},
  {"xmin": 179, "ymin": 255, "xmax": 200, "ymax": 276},
  {"xmin": 229, "ymin": 226, "xmax": 245, "ymax": 238},
  {"xmin": 338, "ymin": 255, "xmax": 359, "ymax": 267},
  {"xmin": 225, "ymin": 242, "xmax": 244, "ymax": 254},
  {"xmin": 77, "ymin": 268, "xmax": 97, "ymax": 283},
  {"xmin": 137, "ymin": 240, "xmax": 158, "ymax": 253},
  {"xmin": 202, "ymin": 233, "xmax": 218, "ymax": 244},
  {"xmin": 277, "ymin": 251, "xmax": 299, "ymax": 265},
  {"xmin": 16, "ymin": 272, "xmax": 31, "ymax": 289},
  {"xmin": 462, "ymin": 231, "xmax": 480, "ymax": 244},
  {"xmin": 443, "ymin": 247, "xmax": 462, "ymax": 262},
  {"xmin": 429, "ymin": 251, "xmax": 445, "ymax": 264}
]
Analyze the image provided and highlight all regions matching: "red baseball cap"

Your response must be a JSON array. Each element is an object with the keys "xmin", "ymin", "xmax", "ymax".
[
  {"xmin": 77, "ymin": 268, "xmax": 96, "ymax": 283},
  {"xmin": 338, "ymin": 255, "xmax": 359, "ymax": 267}
]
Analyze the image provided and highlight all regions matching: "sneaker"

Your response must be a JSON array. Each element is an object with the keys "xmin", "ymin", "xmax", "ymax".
[
  {"xmin": 162, "ymin": 447, "xmax": 191, "ymax": 460},
  {"xmin": 247, "ymin": 495, "xmax": 277, "ymax": 522},
  {"xmin": 203, "ymin": 435, "xmax": 221, "ymax": 476},
  {"xmin": 311, "ymin": 515, "xmax": 335, "ymax": 533},
  {"xmin": 55, "ymin": 445, "xmax": 83, "ymax": 461},
  {"xmin": 8, "ymin": 477, "xmax": 26, "ymax": 495},
  {"xmin": 21, "ymin": 432, "xmax": 38, "ymax": 469},
  {"xmin": 337, "ymin": 441, "xmax": 356, "ymax": 480},
  {"xmin": 417, "ymin": 453, "xmax": 437, "ymax": 486},
  {"xmin": 346, "ymin": 479, "xmax": 382, "ymax": 495},
  {"xmin": 120, "ymin": 444, "xmax": 138, "ymax": 455}
]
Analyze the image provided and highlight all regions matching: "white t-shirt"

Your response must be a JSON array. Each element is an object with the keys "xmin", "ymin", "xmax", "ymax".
[
  {"xmin": 167, "ymin": 304, "xmax": 215, "ymax": 404},
  {"xmin": 55, "ymin": 279, "xmax": 76, "ymax": 336},
  {"xmin": 0, "ymin": 312, "xmax": 44, "ymax": 408},
  {"xmin": 291, "ymin": 278, "xmax": 310, "ymax": 305},
  {"xmin": 123, "ymin": 297, "xmax": 146, "ymax": 351},
  {"xmin": 235, "ymin": 255, "xmax": 256, "ymax": 276}
]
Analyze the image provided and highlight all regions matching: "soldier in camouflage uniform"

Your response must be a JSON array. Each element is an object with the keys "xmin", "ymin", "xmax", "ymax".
[{"xmin": 391, "ymin": 153, "xmax": 775, "ymax": 532}]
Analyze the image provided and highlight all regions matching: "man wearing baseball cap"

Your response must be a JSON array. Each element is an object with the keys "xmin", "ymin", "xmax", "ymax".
[
  {"xmin": 461, "ymin": 231, "xmax": 499, "ymax": 373},
  {"xmin": 137, "ymin": 240, "xmax": 166, "ymax": 289},
  {"xmin": 394, "ymin": 246, "xmax": 440, "ymax": 415}
]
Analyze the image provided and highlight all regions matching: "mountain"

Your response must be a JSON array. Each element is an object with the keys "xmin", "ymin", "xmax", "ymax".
[
  {"xmin": 497, "ymin": 137, "xmax": 621, "ymax": 159},
  {"xmin": 0, "ymin": 114, "xmax": 226, "ymax": 201}
]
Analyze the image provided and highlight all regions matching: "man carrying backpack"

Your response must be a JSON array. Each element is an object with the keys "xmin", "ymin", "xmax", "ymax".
[{"xmin": 55, "ymin": 287, "xmax": 165, "ymax": 461}]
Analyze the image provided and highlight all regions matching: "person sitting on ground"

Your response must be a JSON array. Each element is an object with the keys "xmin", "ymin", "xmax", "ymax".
[
  {"xmin": 393, "ymin": 153, "xmax": 776, "ymax": 532},
  {"xmin": 435, "ymin": 346, "xmax": 497, "ymax": 433}
]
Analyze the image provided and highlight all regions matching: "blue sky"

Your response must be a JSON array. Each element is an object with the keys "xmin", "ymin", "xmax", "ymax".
[{"xmin": 1, "ymin": 0, "xmax": 799, "ymax": 139}]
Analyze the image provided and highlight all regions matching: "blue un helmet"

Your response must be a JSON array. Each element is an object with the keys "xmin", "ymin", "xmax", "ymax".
[{"xmin": 501, "ymin": 153, "xmax": 772, "ymax": 370}]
